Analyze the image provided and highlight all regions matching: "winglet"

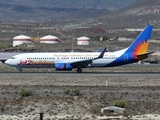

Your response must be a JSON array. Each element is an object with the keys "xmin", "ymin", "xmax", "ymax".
[{"xmin": 97, "ymin": 48, "xmax": 106, "ymax": 58}]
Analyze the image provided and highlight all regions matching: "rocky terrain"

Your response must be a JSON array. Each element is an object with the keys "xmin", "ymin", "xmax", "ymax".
[{"xmin": 104, "ymin": 0, "xmax": 160, "ymax": 25}]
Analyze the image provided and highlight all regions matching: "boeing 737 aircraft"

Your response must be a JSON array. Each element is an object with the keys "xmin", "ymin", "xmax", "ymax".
[{"xmin": 5, "ymin": 25, "xmax": 153, "ymax": 73}]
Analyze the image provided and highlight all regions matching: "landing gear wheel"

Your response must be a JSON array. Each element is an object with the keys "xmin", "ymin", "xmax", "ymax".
[
  {"xmin": 77, "ymin": 68, "xmax": 82, "ymax": 73},
  {"xmin": 19, "ymin": 69, "xmax": 22, "ymax": 72}
]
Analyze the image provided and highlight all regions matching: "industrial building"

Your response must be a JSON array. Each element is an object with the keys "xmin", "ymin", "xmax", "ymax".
[
  {"xmin": 77, "ymin": 36, "xmax": 90, "ymax": 45},
  {"xmin": 40, "ymin": 35, "xmax": 60, "ymax": 44},
  {"xmin": 13, "ymin": 35, "xmax": 33, "ymax": 47}
]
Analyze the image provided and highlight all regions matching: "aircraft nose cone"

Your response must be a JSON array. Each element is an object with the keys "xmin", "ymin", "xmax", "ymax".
[{"xmin": 5, "ymin": 59, "xmax": 10, "ymax": 65}]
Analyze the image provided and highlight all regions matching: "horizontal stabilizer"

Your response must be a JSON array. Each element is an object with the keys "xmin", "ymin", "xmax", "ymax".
[{"xmin": 137, "ymin": 51, "xmax": 154, "ymax": 60}]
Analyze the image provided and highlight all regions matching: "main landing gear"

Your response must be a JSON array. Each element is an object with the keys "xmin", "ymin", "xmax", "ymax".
[
  {"xmin": 77, "ymin": 68, "xmax": 82, "ymax": 73},
  {"xmin": 19, "ymin": 69, "xmax": 22, "ymax": 72}
]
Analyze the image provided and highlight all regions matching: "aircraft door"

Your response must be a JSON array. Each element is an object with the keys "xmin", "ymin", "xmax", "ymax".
[
  {"xmin": 16, "ymin": 56, "xmax": 25, "ymax": 65},
  {"xmin": 124, "ymin": 54, "xmax": 128, "ymax": 62}
]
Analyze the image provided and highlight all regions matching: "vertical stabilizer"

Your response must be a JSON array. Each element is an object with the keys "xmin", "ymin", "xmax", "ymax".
[{"xmin": 125, "ymin": 25, "xmax": 153, "ymax": 55}]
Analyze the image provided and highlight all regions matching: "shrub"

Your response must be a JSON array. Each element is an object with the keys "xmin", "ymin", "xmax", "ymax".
[
  {"xmin": 63, "ymin": 89, "xmax": 70, "ymax": 95},
  {"xmin": 123, "ymin": 109, "xmax": 128, "ymax": 117},
  {"xmin": 63, "ymin": 88, "xmax": 81, "ymax": 96},
  {"xmin": 113, "ymin": 100, "xmax": 127, "ymax": 108},
  {"xmin": 19, "ymin": 88, "xmax": 35, "ymax": 97},
  {"xmin": 72, "ymin": 88, "xmax": 80, "ymax": 96},
  {"xmin": 89, "ymin": 104, "xmax": 101, "ymax": 114}
]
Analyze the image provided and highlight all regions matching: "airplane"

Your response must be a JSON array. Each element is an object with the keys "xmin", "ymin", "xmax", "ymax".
[{"xmin": 4, "ymin": 25, "xmax": 153, "ymax": 73}]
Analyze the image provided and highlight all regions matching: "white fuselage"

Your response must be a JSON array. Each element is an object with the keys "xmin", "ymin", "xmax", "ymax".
[{"xmin": 5, "ymin": 49, "xmax": 126, "ymax": 69}]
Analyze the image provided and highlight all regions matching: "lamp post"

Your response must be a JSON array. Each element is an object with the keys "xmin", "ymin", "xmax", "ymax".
[{"xmin": 72, "ymin": 32, "xmax": 74, "ymax": 51}]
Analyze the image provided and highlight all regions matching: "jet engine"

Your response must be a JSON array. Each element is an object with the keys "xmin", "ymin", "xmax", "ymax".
[{"xmin": 55, "ymin": 63, "xmax": 72, "ymax": 71}]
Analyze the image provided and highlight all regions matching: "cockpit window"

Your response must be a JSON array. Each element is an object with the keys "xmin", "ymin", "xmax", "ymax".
[{"xmin": 11, "ymin": 57, "xmax": 16, "ymax": 59}]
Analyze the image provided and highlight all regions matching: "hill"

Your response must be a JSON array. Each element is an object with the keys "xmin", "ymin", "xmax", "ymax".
[
  {"xmin": 0, "ymin": 0, "xmax": 136, "ymax": 21},
  {"xmin": 65, "ymin": 9, "xmax": 110, "ymax": 19},
  {"xmin": 119, "ymin": 0, "xmax": 160, "ymax": 15},
  {"xmin": 0, "ymin": 0, "xmax": 136, "ymax": 11},
  {"xmin": 104, "ymin": 0, "xmax": 160, "ymax": 26}
]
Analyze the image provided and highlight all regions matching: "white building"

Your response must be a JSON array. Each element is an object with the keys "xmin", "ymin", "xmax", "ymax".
[
  {"xmin": 13, "ymin": 35, "xmax": 33, "ymax": 47},
  {"xmin": 124, "ymin": 28, "xmax": 144, "ymax": 32},
  {"xmin": 77, "ymin": 36, "xmax": 90, "ymax": 45},
  {"xmin": 118, "ymin": 37, "xmax": 134, "ymax": 42},
  {"xmin": 40, "ymin": 35, "xmax": 60, "ymax": 44},
  {"xmin": 101, "ymin": 106, "xmax": 125, "ymax": 114}
]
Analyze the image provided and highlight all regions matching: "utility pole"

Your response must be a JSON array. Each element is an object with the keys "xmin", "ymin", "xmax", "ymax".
[{"xmin": 72, "ymin": 32, "xmax": 74, "ymax": 51}]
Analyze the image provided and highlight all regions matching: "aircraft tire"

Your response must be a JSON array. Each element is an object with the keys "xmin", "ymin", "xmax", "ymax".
[
  {"xmin": 77, "ymin": 68, "xmax": 82, "ymax": 73},
  {"xmin": 19, "ymin": 69, "xmax": 22, "ymax": 72}
]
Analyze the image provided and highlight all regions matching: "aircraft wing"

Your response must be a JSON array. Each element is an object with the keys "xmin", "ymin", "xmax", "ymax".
[
  {"xmin": 70, "ymin": 48, "xmax": 106, "ymax": 68},
  {"xmin": 137, "ymin": 51, "xmax": 154, "ymax": 60}
]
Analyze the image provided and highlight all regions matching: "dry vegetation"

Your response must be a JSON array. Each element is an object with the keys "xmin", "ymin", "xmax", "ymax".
[{"xmin": 0, "ymin": 64, "xmax": 160, "ymax": 119}]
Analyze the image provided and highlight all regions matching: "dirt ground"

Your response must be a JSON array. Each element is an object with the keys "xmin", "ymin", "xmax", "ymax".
[{"xmin": 0, "ymin": 64, "xmax": 160, "ymax": 119}]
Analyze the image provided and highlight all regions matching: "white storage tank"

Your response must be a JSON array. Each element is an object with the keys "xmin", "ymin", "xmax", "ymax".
[
  {"xmin": 77, "ymin": 36, "xmax": 90, "ymax": 45},
  {"xmin": 40, "ymin": 35, "xmax": 60, "ymax": 44},
  {"xmin": 13, "ymin": 35, "xmax": 33, "ymax": 47}
]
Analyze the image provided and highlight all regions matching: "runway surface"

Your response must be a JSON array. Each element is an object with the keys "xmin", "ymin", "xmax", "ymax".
[
  {"xmin": 1, "ymin": 63, "xmax": 160, "ymax": 76},
  {"xmin": 0, "ymin": 71, "xmax": 160, "ymax": 74}
]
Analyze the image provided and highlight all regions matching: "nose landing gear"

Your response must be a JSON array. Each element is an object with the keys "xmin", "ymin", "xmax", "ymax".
[{"xmin": 14, "ymin": 67, "xmax": 22, "ymax": 72}]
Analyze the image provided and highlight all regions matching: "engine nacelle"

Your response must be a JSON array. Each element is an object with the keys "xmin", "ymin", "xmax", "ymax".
[{"xmin": 55, "ymin": 63, "xmax": 72, "ymax": 71}]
